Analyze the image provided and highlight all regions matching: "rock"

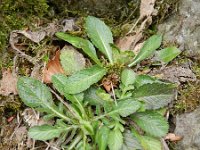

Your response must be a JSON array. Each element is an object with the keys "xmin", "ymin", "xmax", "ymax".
[
  {"xmin": 158, "ymin": 0, "xmax": 200, "ymax": 60},
  {"xmin": 175, "ymin": 107, "xmax": 200, "ymax": 150}
]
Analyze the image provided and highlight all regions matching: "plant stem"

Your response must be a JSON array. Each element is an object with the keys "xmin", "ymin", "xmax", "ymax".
[
  {"xmin": 111, "ymin": 82, "xmax": 117, "ymax": 106},
  {"xmin": 50, "ymin": 88, "xmax": 79, "ymax": 119}
]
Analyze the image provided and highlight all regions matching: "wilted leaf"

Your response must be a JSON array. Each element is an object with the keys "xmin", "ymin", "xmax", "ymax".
[
  {"xmin": 96, "ymin": 126, "xmax": 110, "ymax": 150},
  {"xmin": 132, "ymin": 83, "xmax": 175, "ymax": 109},
  {"xmin": 128, "ymin": 35, "xmax": 162, "ymax": 67},
  {"xmin": 108, "ymin": 129, "xmax": 123, "ymax": 150},
  {"xmin": 121, "ymin": 69, "xmax": 136, "ymax": 86},
  {"xmin": 110, "ymin": 98, "xmax": 141, "ymax": 117},
  {"xmin": 156, "ymin": 46, "xmax": 181, "ymax": 63},
  {"xmin": 0, "ymin": 69, "xmax": 18, "ymax": 96},
  {"xmin": 60, "ymin": 46, "xmax": 85, "ymax": 75},
  {"xmin": 43, "ymin": 50, "xmax": 64, "ymax": 83},
  {"xmin": 62, "ymin": 65, "xmax": 107, "ymax": 94},
  {"xmin": 131, "ymin": 111, "xmax": 169, "ymax": 138},
  {"xmin": 165, "ymin": 133, "xmax": 183, "ymax": 142},
  {"xmin": 56, "ymin": 32, "xmax": 101, "ymax": 65},
  {"xmin": 28, "ymin": 125, "xmax": 65, "ymax": 141},
  {"xmin": 85, "ymin": 16, "xmax": 113, "ymax": 64}
]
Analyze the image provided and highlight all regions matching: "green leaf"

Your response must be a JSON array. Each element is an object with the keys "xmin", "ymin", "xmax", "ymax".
[
  {"xmin": 110, "ymin": 99, "xmax": 141, "ymax": 117},
  {"xmin": 131, "ymin": 111, "xmax": 169, "ymax": 138},
  {"xmin": 108, "ymin": 129, "xmax": 123, "ymax": 150},
  {"xmin": 28, "ymin": 125, "xmax": 65, "ymax": 141},
  {"xmin": 128, "ymin": 34, "xmax": 162, "ymax": 67},
  {"xmin": 17, "ymin": 77, "xmax": 71, "ymax": 122},
  {"xmin": 156, "ymin": 46, "xmax": 181, "ymax": 63},
  {"xmin": 80, "ymin": 120, "xmax": 94, "ymax": 135},
  {"xmin": 138, "ymin": 135, "xmax": 162, "ymax": 150},
  {"xmin": 52, "ymin": 74, "xmax": 67, "ymax": 95},
  {"xmin": 96, "ymin": 126, "xmax": 110, "ymax": 150},
  {"xmin": 17, "ymin": 77, "xmax": 53, "ymax": 108},
  {"xmin": 60, "ymin": 46, "xmax": 85, "ymax": 75},
  {"xmin": 56, "ymin": 32, "xmax": 101, "ymax": 65},
  {"xmin": 84, "ymin": 86, "xmax": 105, "ymax": 105},
  {"xmin": 132, "ymin": 83, "xmax": 175, "ymax": 109},
  {"xmin": 85, "ymin": 16, "xmax": 113, "ymax": 64},
  {"xmin": 121, "ymin": 69, "xmax": 136, "ymax": 86},
  {"xmin": 134, "ymin": 74, "xmax": 156, "ymax": 88},
  {"xmin": 122, "ymin": 130, "xmax": 142, "ymax": 150},
  {"xmin": 64, "ymin": 65, "xmax": 107, "ymax": 94}
]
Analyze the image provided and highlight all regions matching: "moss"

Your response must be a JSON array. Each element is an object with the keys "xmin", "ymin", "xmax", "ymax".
[{"xmin": 172, "ymin": 60, "xmax": 200, "ymax": 114}]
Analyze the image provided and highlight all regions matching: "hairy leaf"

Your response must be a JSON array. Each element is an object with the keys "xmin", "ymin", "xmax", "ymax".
[
  {"xmin": 134, "ymin": 74, "xmax": 156, "ymax": 88},
  {"xmin": 138, "ymin": 135, "xmax": 162, "ymax": 150},
  {"xmin": 85, "ymin": 16, "xmax": 113, "ymax": 64},
  {"xmin": 131, "ymin": 111, "xmax": 169, "ymax": 138},
  {"xmin": 108, "ymin": 129, "xmax": 123, "ymax": 150},
  {"xmin": 60, "ymin": 46, "xmax": 85, "ymax": 75},
  {"xmin": 28, "ymin": 125, "xmax": 65, "ymax": 141},
  {"xmin": 56, "ymin": 32, "xmax": 101, "ymax": 65},
  {"xmin": 156, "ymin": 46, "xmax": 181, "ymax": 63},
  {"xmin": 96, "ymin": 126, "xmax": 110, "ymax": 150},
  {"xmin": 84, "ymin": 87, "xmax": 105, "ymax": 105},
  {"xmin": 128, "ymin": 34, "xmax": 162, "ymax": 67},
  {"xmin": 63, "ymin": 65, "xmax": 107, "ymax": 94},
  {"xmin": 121, "ymin": 69, "xmax": 136, "ymax": 86},
  {"xmin": 110, "ymin": 99, "xmax": 141, "ymax": 117},
  {"xmin": 122, "ymin": 130, "xmax": 142, "ymax": 150},
  {"xmin": 132, "ymin": 83, "xmax": 175, "ymax": 109},
  {"xmin": 17, "ymin": 77, "xmax": 53, "ymax": 108},
  {"xmin": 18, "ymin": 77, "xmax": 71, "ymax": 122}
]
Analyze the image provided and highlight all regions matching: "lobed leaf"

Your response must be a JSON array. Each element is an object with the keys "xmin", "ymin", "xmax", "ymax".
[
  {"xmin": 28, "ymin": 125, "xmax": 65, "ymax": 141},
  {"xmin": 85, "ymin": 16, "xmax": 113, "ymax": 64},
  {"xmin": 156, "ymin": 46, "xmax": 181, "ymax": 63},
  {"xmin": 131, "ymin": 111, "xmax": 169, "ymax": 138},
  {"xmin": 132, "ymin": 83, "xmax": 175, "ymax": 109},
  {"xmin": 128, "ymin": 34, "xmax": 162, "ymax": 67},
  {"xmin": 56, "ymin": 32, "xmax": 101, "ymax": 65}
]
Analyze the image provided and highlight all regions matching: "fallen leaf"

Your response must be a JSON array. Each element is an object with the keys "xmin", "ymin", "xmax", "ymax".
[
  {"xmin": 14, "ymin": 126, "xmax": 27, "ymax": 142},
  {"xmin": 22, "ymin": 108, "xmax": 54, "ymax": 126},
  {"xmin": 140, "ymin": 0, "xmax": 156, "ymax": 19},
  {"xmin": 0, "ymin": 69, "xmax": 18, "ymax": 96},
  {"xmin": 165, "ymin": 133, "xmax": 183, "ymax": 142},
  {"xmin": 43, "ymin": 50, "xmax": 64, "ymax": 83}
]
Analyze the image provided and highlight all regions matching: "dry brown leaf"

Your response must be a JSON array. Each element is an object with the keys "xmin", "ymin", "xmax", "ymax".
[
  {"xmin": 165, "ymin": 133, "xmax": 183, "ymax": 142},
  {"xmin": 0, "ymin": 69, "xmax": 18, "ymax": 96},
  {"xmin": 43, "ymin": 50, "xmax": 64, "ymax": 83},
  {"xmin": 140, "ymin": 0, "xmax": 156, "ymax": 19}
]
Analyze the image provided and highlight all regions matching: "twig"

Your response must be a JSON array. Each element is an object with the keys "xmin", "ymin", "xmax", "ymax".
[
  {"xmin": 111, "ymin": 82, "xmax": 117, "ymax": 106},
  {"xmin": 49, "ymin": 88, "xmax": 78, "ymax": 119}
]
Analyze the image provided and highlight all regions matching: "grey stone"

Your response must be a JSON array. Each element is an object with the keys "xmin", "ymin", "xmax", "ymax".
[
  {"xmin": 158, "ymin": 0, "xmax": 200, "ymax": 60},
  {"xmin": 175, "ymin": 107, "xmax": 200, "ymax": 150}
]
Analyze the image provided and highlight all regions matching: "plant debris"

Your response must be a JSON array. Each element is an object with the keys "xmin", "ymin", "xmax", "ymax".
[{"xmin": 0, "ymin": 69, "xmax": 18, "ymax": 96}]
